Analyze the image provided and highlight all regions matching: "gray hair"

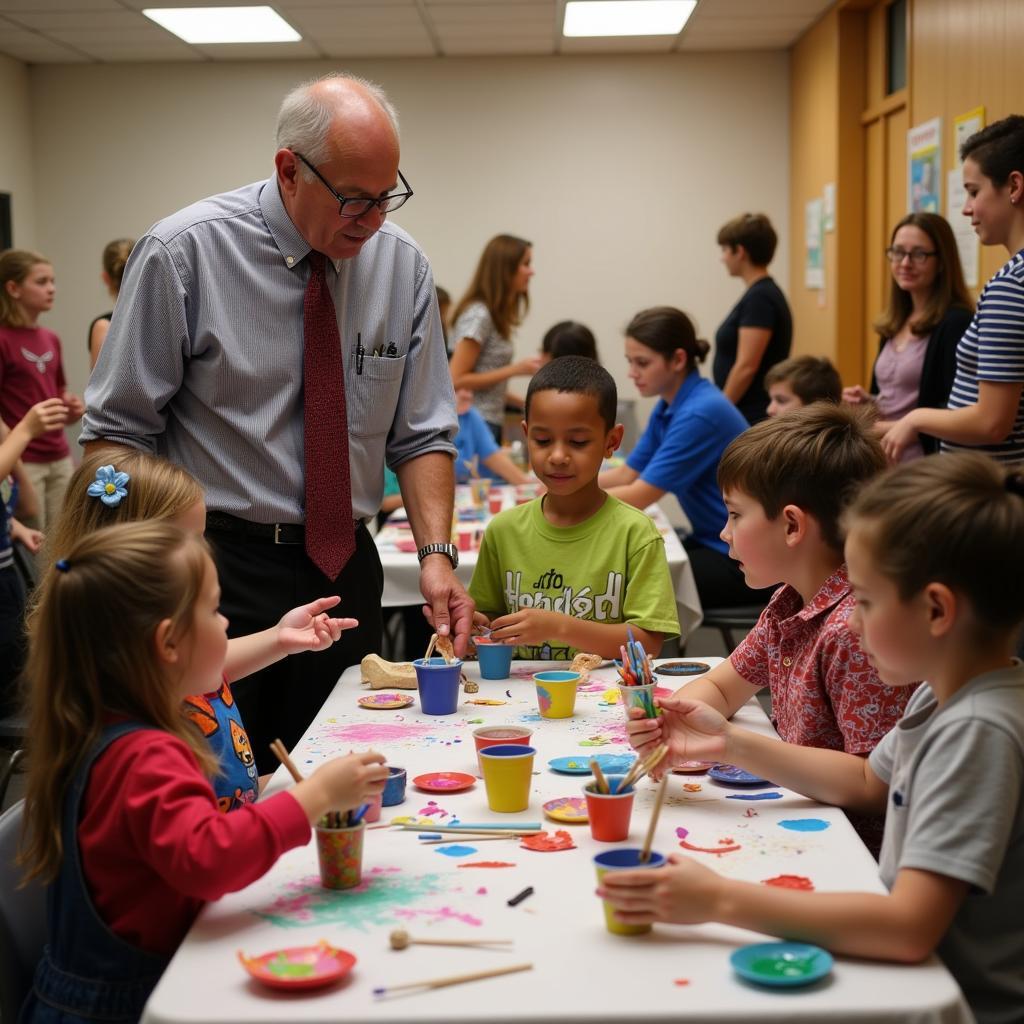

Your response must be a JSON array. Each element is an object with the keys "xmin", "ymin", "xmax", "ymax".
[{"xmin": 276, "ymin": 73, "xmax": 400, "ymax": 179}]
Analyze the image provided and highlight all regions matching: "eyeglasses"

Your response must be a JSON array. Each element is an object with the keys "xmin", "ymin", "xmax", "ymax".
[
  {"xmin": 885, "ymin": 247, "xmax": 937, "ymax": 264},
  {"xmin": 294, "ymin": 152, "xmax": 414, "ymax": 218}
]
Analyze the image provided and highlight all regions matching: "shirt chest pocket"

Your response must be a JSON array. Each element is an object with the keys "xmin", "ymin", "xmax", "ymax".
[{"xmin": 347, "ymin": 353, "xmax": 406, "ymax": 438}]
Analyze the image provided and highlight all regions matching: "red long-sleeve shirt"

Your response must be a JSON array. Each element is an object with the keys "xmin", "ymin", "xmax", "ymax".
[{"xmin": 78, "ymin": 729, "xmax": 310, "ymax": 955}]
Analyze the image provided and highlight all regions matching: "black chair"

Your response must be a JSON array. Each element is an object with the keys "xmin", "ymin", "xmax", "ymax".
[{"xmin": 699, "ymin": 605, "xmax": 766, "ymax": 653}]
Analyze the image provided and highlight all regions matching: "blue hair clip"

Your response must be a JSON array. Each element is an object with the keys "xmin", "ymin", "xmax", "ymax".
[
  {"xmin": 86, "ymin": 465, "xmax": 130, "ymax": 508},
  {"xmin": 55, "ymin": 558, "xmax": 70, "ymax": 573}
]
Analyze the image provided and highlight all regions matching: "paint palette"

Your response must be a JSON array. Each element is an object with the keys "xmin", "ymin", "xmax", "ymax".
[
  {"xmin": 239, "ymin": 941, "xmax": 356, "ymax": 991},
  {"xmin": 357, "ymin": 693, "xmax": 414, "ymax": 710},
  {"xmin": 730, "ymin": 942, "xmax": 833, "ymax": 988},
  {"xmin": 654, "ymin": 660, "xmax": 713, "ymax": 677},
  {"xmin": 412, "ymin": 772, "xmax": 476, "ymax": 793},
  {"xmin": 542, "ymin": 796, "xmax": 589, "ymax": 824},
  {"xmin": 708, "ymin": 763, "xmax": 773, "ymax": 786},
  {"xmin": 548, "ymin": 754, "xmax": 637, "ymax": 775},
  {"xmin": 672, "ymin": 760, "xmax": 716, "ymax": 774}
]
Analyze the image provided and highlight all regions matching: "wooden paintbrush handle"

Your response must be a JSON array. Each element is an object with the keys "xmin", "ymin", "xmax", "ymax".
[{"xmin": 410, "ymin": 938, "xmax": 513, "ymax": 947}]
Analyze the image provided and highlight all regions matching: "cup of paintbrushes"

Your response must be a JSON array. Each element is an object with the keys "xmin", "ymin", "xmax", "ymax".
[
  {"xmin": 617, "ymin": 681, "xmax": 661, "ymax": 720},
  {"xmin": 583, "ymin": 776, "xmax": 635, "ymax": 842},
  {"xmin": 315, "ymin": 814, "xmax": 366, "ymax": 890}
]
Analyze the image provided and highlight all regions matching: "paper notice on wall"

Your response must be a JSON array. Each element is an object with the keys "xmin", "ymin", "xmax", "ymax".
[
  {"xmin": 804, "ymin": 198, "xmax": 824, "ymax": 289},
  {"xmin": 948, "ymin": 169, "xmax": 979, "ymax": 288},
  {"xmin": 908, "ymin": 118, "xmax": 942, "ymax": 214}
]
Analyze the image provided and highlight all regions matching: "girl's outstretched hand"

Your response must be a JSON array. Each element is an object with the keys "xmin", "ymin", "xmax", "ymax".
[
  {"xmin": 598, "ymin": 853, "xmax": 725, "ymax": 927},
  {"xmin": 276, "ymin": 596, "xmax": 358, "ymax": 654}
]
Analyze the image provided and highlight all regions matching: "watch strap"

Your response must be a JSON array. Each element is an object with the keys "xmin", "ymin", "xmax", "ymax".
[{"xmin": 417, "ymin": 542, "xmax": 459, "ymax": 569}]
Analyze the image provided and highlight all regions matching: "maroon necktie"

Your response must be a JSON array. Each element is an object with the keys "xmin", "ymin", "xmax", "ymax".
[{"xmin": 303, "ymin": 251, "xmax": 354, "ymax": 580}]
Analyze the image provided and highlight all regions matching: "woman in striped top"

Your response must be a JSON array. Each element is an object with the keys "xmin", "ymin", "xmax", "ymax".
[{"xmin": 882, "ymin": 116, "xmax": 1024, "ymax": 465}]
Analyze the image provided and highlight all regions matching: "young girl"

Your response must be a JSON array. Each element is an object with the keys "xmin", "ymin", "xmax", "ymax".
[
  {"xmin": 845, "ymin": 213, "xmax": 973, "ymax": 459},
  {"xmin": 19, "ymin": 521, "xmax": 388, "ymax": 1022},
  {"xmin": 449, "ymin": 234, "xmax": 542, "ymax": 442},
  {"xmin": 883, "ymin": 115, "xmax": 1024, "ymax": 464},
  {"xmin": 0, "ymin": 249, "xmax": 85, "ymax": 529},
  {"xmin": 598, "ymin": 306, "xmax": 768, "ymax": 609},
  {"xmin": 607, "ymin": 452, "xmax": 1024, "ymax": 1024},
  {"xmin": 0, "ymin": 398, "xmax": 68, "ymax": 713},
  {"xmin": 88, "ymin": 238, "xmax": 135, "ymax": 370},
  {"xmin": 40, "ymin": 447, "xmax": 358, "ymax": 810}
]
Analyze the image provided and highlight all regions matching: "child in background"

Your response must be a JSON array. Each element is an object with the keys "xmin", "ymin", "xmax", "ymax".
[
  {"xmin": 541, "ymin": 320, "xmax": 599, "ymax": 362},
  {"xmin": 764, "ymin": 355, "xmax": 842, "ymax": 417},
  {"xmin": 606, "ymin": 453, "xmax": 1024, "ymax": 1024},
  {"xmin": 627, "ymin": 404, "xmax": 910, "ymax": 849},
  {"xmin": 0, "ymin": 249, "xmax": 85, "ymax": 530},
  {"xmin": 88, "ymin": 238, "xmax": 136, "ymax": 370},
  {"xmin": 0, "ymin": 398, "xmax": 68, "ymax": 714},
  {"xmin": 41, "ymin": 447, "xmax": 358, "ymax": 810},
  {"xmin": 470, "ymin": 356, "xmax": 678, "ymax": 660},
  {"xmin": 19, "ymin": 521, "xmax": 387, "ymax": 1022}
]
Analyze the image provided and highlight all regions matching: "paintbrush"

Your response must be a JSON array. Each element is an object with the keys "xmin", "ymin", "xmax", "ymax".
[
  {"xmin": 268, "ymin": 738, "xmax": 303, "ymax": 784},
  {"xmin": 373, "ymin": 962, "xmax": 532, "ymax": 997},
  {"xmin": 397, "ymin": 824, "xmax": 540, "ymax": 835},
  {"xmin": 389, "ymin": 928, "xmax": 512, "ymax": 950},
  {"xmin": 617, "ymin": 743, "xmax": 669, "ymax": 792},
  {"xmin": 418, "ymin": 835, "xmax": 526, "ymax": 845},
  {"xmin": 589, "ymin": 758, "xmax": 610, "ymax": 794},
  {"xmin": 639, "ymin": 774, "xmax": 669, "ymax": 863}
]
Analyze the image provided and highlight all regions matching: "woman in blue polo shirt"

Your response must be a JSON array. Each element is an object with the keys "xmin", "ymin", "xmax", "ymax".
[{"xmin": 600, "ymin": 306, "xmax": 771, "ymax": 609}]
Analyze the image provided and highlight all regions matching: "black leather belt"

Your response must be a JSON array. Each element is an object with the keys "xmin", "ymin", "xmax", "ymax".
[{"xmin": 206, "ymin": 511, "xmax": 364, "ymax": 546}]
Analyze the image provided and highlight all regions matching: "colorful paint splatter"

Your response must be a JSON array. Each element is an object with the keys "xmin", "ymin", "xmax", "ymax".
[
  {"xmin": 676, "ymin": 827, "xmax": 741, "ymax": 855},
  {"xmin": 521, "ymin": 830, "xmax": 576, "ymax": 852},
  {"xmin": 251, "ymin": 867, "xmax": 481, "ymax": 931},
  {"xmin": 762, "ymin": 874, "xmax": 815, "ymax": 891},
  {"xmin": 725, "ymin": 792, "xmax": 783, "ymax": 801},
  {"xmin": 778, "ymin": 818, "xmax": 830, "ymax": 832}
]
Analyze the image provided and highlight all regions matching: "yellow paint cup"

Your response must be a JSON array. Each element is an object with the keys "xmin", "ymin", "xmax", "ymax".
[
  {"xmin": 533, "ymin": 671, "xmax": 580, "ymax": 719},
  {"xmin": 478, "ymin": 744, "xmax": 536, "ymax": 813},
  {"xmin": 594, "ymin": 847, "xmax": 666, "ymax": 935}
]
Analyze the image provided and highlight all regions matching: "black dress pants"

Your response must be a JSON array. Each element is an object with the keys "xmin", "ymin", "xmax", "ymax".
[{"xmin": 207, "ymin": 522, "xmax": 383, "ymax": 775}]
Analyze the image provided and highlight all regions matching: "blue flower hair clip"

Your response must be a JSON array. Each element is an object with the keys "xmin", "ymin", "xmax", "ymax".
[
  {"xmin": 55, "ymin": 559, "xmax": 70, "ymax": 573},
  {"xmin": 87, "ymin": 465, "xmax": 130, "ymax": 508}
]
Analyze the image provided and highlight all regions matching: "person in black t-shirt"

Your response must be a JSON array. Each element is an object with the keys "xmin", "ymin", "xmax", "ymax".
[{"xmin": 713, "ymin": 213, "xmax": 793, "ymax": 424}]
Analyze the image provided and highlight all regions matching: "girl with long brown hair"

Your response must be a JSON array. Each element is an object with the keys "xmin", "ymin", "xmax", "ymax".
[
  {"xmin": 844, "ymin": 212, "xmax": 973, "ymax": 459},
  {"xmin": 449, "ymin": 234, "xmax": 542, "ymax": 441},
  {"xmin": 18, "ymin": 521, "xmax": 387, "ymax": 1023}
]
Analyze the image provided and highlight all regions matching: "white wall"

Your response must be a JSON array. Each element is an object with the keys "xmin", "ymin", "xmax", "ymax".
[
  {"xmin": 27, "ymin": 52, "xmax": 790, "ymax": 425},
  {"xmin": 0, "ymin": 52, "xmax": 35, "ymax": 247}
]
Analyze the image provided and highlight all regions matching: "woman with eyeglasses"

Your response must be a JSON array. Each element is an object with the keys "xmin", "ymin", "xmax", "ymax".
[
  {"xmin": 882, "ymin": 116, "xmax": 1024, "ymax": 465},
  {"xmin": 449, "ymin": 234, "xmax": 543, "ymax": 443},
  {"xmin": 843, "ymin": 213, "xmax": 973, "ymax": 461}
]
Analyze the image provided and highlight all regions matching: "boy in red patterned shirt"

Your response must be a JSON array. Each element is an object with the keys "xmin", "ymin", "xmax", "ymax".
[{"xmin": 629, "ymin": 404, "xmax": 912, "ymax": 848}]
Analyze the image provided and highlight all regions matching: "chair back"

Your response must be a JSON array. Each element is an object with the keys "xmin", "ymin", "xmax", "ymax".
[{"xmin": 0, "ymin": 801, "xmax": 46, "ymax": 1022}]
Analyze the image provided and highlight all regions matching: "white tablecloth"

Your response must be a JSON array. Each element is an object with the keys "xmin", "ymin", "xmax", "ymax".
[
  {"xmin": 376, "ymin": 486, "xmax": 703, "ymax": 639},
  {"xmin": 142, "ymin": 659, "xmax": 971, "ymax": 1024}
]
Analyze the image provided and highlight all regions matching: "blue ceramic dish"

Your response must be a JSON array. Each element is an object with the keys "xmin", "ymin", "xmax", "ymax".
[{"xmin": 730, "ymin": 942, "xmax": 833, "ymax": 988}]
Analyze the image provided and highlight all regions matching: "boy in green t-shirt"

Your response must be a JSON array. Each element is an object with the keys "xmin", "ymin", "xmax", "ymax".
[{"xmin": 469, "ymin": 356, "xmax": 679, "ymax": 660}]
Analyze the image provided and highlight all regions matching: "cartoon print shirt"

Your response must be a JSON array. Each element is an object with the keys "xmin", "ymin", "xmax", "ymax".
[
  {"xmin": 183, "ymin": 680, "xmax": 258, "ymax": 811},
  {"xmin": 469, "ymin": 495, "xmax": 680, "ymax": 660}
]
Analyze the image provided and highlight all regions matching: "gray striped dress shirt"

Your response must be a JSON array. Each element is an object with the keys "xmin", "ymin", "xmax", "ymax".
[{"xmin": 82, "ymin": 177, "xmax": 457, "ymax": 522}]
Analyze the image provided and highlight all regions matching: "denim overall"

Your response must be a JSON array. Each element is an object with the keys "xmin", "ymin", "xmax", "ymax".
[{"xmin": 20, "ymin": 722, "xmax": 171, "ymax": 1023}]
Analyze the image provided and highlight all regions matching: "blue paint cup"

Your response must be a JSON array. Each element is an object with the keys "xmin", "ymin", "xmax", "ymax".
[
  {"xmin": 475, "ymin": 640, "xmax": 515, "ymax": 680},
  {"xmin": 594, "ymin": 847, "xmax": 666, "ymax": 935},
  {"xmin": 382, "ymin": 766, "xmax": 407, "ymax": 807},
  {"xmin": 413, "ymin": 657, "xmax": 463, "ymax": 715}
]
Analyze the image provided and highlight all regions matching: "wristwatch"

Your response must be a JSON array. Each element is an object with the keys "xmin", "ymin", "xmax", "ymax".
[{"xmin": 416, "ymin": 542, "xmax": 459, "ymax": 569}]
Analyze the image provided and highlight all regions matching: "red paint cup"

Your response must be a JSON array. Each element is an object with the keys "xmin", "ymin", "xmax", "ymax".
[
  {"xmin": 473, "ymin": 725, "xmax": 534, "ymax": 771},
  {"xmin": 488, "ymin": 496, "xmax": 504, "ymax": 515},
  {"xmin": 457, "ymin": 528, "xmax": 473, "ymax": 552},
  {"xmin": 584, "ymin": 776, "xmax": 635, "ymax": 842}
]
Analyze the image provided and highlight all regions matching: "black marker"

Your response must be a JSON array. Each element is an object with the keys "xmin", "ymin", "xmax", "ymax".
[{"xmin": 507, "ymin": 886, "xmax": 534, "ymax": 907}]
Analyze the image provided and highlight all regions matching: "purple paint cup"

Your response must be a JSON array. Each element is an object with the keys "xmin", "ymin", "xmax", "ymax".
[{"xmin": 413, "ymin": 657, "xmax": 463, "ymax": 715}]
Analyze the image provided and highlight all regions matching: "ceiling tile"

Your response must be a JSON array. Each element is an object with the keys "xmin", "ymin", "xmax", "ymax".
[
  {"xmin": 191, "ymin": 39, "xmax": 323, "ymax": 59},
  {"xmin": 4, "ymin": 9, "xmax": 153, "ymax": 30},
  {"xmin": 322, "ymin": 37, "xmax": 437, "ymax": 57},
  {"xmin": 560, "ymin": 34, "xmax": 677, "ymax": 54},
  {"xmin": 0, "ymin": 27, "xmax": 92, "ymax": 61}
]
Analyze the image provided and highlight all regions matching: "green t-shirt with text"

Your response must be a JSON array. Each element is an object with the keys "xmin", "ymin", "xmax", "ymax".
[{"xmin": 469, "ymin": 495, "xmax": 680, "ymax": 660}]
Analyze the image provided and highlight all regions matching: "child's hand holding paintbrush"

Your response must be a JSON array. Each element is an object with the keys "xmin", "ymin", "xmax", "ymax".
[
  {"xmin": 623, "ymin": 694, "xmax": 728, "ymax": 778},
  {"xmin": 270, "ymin": 740, "xmax": 389, "ymax": 827}
]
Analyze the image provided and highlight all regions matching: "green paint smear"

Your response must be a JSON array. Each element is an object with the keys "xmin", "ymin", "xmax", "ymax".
[
  {"xmin": 268, "ymin": 957, "xmax": 315, "ymax": 978},
  {"xmin": 252, "ymin": 870, "xmax": 449, "ymax": 931},
  {"xmin": 749, "ymin": 956, "xmax": 817, "ymax": 978}
]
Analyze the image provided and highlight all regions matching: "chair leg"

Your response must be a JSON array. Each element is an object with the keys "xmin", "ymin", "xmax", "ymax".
[{"xmin": 0, "ymin": 749, "xmax": 24, "ymax": 811}]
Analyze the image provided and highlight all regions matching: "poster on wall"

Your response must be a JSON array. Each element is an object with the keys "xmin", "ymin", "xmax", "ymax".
[
  {"xmin": 804, "ymin": 197, "xmax": 824, "ymax": 289},
  {"xmin": 907, "ymin": 118, "xmax": 942, "ymax": 214},
  {"xmin": 950, "ymin": 107, "xmax": 985, "ymax": 289}
]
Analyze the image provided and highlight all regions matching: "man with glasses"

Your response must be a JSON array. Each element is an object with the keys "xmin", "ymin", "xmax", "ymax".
[{"xmin": 81, "ymin": 74, "xmax": 469, "ymax": 771}]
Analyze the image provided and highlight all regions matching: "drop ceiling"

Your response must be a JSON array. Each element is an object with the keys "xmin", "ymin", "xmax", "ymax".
[{"xmin": 0, "ymin": 0, "xmax": 834, "ymax": 64}]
